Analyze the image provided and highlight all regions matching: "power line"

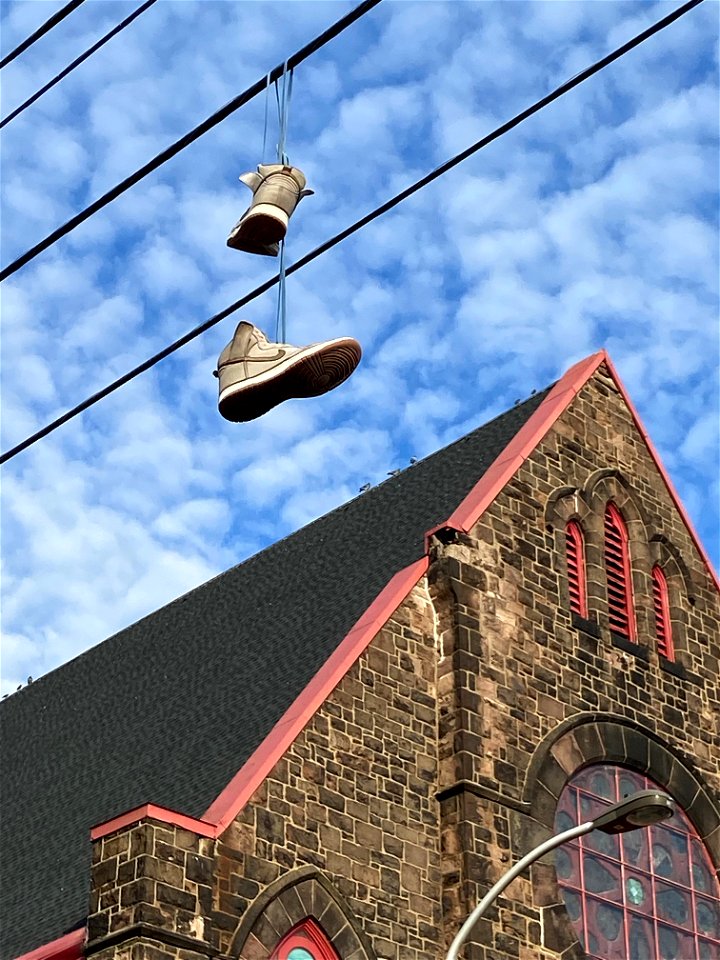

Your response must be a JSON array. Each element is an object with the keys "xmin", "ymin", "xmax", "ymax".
[
  {"xmin": 0, "ymin": 0, "xmax": 383, "ymax": 283},
  {"xmin": 0, "ymin": 0, "xmax": 704, "ymax": 467},
  {"xmin": 0, "ymin": 0, "xmax": 86, "ymax": 70},
  {"xmin": 0, "ymin": 0, "xmax": 159, "ymax": 131}
]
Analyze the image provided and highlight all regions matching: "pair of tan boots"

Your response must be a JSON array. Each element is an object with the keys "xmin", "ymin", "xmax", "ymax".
[{"xmin": 217, "ymin": 164, "xmax": 361, "ymax": 422}]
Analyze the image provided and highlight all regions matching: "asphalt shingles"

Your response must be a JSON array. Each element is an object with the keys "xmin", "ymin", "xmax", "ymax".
[{"xmin": 0, "ymin": 387, "xmax": 550, "ymax": 959}]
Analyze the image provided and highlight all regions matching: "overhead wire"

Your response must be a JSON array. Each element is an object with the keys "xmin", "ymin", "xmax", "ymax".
[
  {"xmin": 0, "ymin": 0, "xmax": 704, "ymax": 467},
  {"xmin": 0, "ymin": 0, "xmax": 159, "ymax": 131},
  {"xmin": 0, "ymin": 0, "xmax": 86, "ymax": 70},
  {"xmin": 0, "ymin": 0, "xmax": 383, "ymax": 283}
]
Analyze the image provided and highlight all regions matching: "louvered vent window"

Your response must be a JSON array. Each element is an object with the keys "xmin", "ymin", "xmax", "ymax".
[
  {"xmin": 652, "ymin": 565, "xmax": 674, "ymax": 661},
  {"xmin": 566, "ymin": 521, "xmax": 587, "ymax": 617},
  {"xmin": 604, "ymin": 503, "xmax": 636, "ymax": 641}
]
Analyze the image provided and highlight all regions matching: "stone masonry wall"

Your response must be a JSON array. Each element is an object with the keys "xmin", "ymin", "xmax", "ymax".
[
  {"xmin": 87, "ymin": 581, "xmax": 444, "ymax": 960},
  {"xmin": 215, "ymin": 581, "xmax": 442, "ymax": 959},
  {"xmin": 433, "ymin": 365, "xmax": 720, "ymax": 959}
]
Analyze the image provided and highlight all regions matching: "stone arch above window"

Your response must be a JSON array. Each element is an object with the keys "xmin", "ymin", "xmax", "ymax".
[
  {"xmin": 230, "ymin": 865, "xmax": 376, "ymax": 960},
  {"xmin": 545, "ymin": 485, "xmax": 593, "ymax": 528},
  {"xmin": 519, "ymin": 716, "xmax": 720, "ymax": 958},
  {"xmin": 649, "ymin": 533, "xmax": 694, "ymax": 598},
  {"xmin": 583, "ymin": 469, "xmax": 652, "ymax": 529}
]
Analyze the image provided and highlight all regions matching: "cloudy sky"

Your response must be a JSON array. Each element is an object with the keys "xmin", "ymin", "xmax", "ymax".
[{"xmin": 0, "ymin": 0, "xmax": 718, "ymax": 696}]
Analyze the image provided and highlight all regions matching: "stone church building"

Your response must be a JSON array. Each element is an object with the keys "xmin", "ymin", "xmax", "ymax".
[{"xmin": 3, "ymin": 350, "xmax": 719, "ymax": 960}]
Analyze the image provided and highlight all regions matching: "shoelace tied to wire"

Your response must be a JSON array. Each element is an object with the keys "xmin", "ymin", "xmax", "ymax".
[
  {"xmin": 0, "ymin": 0, "xmax": 382, "ymax": 283},
  {"xmin": 0, "ymin": 0, "xmax": 705, "ymax": 466}
]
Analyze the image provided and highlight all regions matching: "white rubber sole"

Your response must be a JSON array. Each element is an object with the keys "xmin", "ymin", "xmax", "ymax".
[{"xmin": 218, "ymin": 337, "xmax": 361, "ymax": 423}]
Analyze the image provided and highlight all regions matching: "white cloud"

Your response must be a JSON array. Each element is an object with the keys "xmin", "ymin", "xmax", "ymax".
[{"xmin": 0, "ymin": 0, "xmax": 717, "ymax": 696}]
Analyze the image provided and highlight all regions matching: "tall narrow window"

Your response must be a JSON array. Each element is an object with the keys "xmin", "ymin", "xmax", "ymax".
[
  {"xmin": 273, "ymin": 919, "xmax": 339, "ymax": 960},
  {"xmin": 652, "ymin": 565, "xmax": 674, "ymax": 661},
  {"xmin": 566, "ymin": 521, "xmax": 588, "ymax": 617},
  {"xmin": 604, "ymin": 503, "xmax": 636, "ymax": 641}
]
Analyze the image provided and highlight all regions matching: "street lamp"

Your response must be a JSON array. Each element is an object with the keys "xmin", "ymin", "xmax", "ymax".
[{"xmin": 446, "ymin": 789, "xmax": 675, "ymax": 960}]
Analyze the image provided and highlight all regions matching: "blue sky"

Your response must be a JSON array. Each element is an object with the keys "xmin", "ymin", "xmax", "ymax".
[{"xmin": 0, "ymin": 0, "xmax": 718, "ymax": 696}]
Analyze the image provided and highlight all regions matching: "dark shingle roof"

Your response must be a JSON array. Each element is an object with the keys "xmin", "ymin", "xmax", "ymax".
[{"xmin": 0, "ymin": 388, "xmax": 550, "ymax": 959}]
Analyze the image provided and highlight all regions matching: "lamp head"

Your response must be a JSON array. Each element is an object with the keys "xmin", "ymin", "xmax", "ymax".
[{"xmin": 593, "ymin": 789, "xmax": 675, "ymax": 834}]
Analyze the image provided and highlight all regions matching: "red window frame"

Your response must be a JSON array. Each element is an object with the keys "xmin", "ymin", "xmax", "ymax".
[
  {"xmin": 604, "ymin": 503, "xmax": 636, "ymax": 641},
  {"xmin": 566, "ymin": 520, "xmax": 588, "ymax": 618},
  {"xmin": 272, "ymin": 918, "xmax": 339, "ymax": 960},
  {"xmin": 652, "ymin": 565, "xmax": 675, "ymax": 661}
]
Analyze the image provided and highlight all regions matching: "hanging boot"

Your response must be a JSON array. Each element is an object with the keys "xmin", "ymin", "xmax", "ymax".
[
  {"xmin": 227, "ymin": 164, "xmax": 313, "ymax": 257},
  {"xmin": 214, "ymin": 321, "xmax": 361, "ymax": 422}
]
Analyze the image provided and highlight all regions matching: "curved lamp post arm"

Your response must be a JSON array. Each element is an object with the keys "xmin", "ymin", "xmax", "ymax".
[{"xmin": 445, "ymin": 821, "xmax": 593, "ymax": 960}]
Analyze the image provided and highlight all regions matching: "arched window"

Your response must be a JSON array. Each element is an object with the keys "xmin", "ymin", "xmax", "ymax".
[
  {"xmin": 555, "ymin": 765, "xmax": 720, "ymax": 960},
  {"xmin": 652, "ymin": 566, "xmax": 674, "ymax": 661},
  {"xmin": 604, "ymin": 503, "xmax": 636, "ymax": 641},
  {"xmin": 272, "ymin": 919, "xmax": 339, "ymax": 960},
  {"xmin": 566, "ymin": 521, "xmax": 588, "ymax": 618}
]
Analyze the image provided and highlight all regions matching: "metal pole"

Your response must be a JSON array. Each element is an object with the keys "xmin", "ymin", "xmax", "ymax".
[{"xmin": 445, "ymin": 821, "xmax": 593, "ymax": 960}]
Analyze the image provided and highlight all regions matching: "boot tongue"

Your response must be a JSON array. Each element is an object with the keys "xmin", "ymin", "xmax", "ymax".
[
  {"xmin": 251, "ymin": 324, "xmax": 271, "ymax": 348},
  {"xmin": 229, "ymin": 321, "xmax": 258, "ymax": 358}
]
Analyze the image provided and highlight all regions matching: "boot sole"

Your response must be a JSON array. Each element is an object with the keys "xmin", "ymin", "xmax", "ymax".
[
  {"xmin": 218, "ymin": 337, "xmax": 362, "ymax": 423},
  {"xmin": 230, "ymin": 204, "xmax": 289, "ymax": 247}
]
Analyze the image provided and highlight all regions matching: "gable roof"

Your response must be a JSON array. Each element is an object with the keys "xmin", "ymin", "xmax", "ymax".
[
  {"xmin": 1, "ymin": 379, "xmax": 551, "ymax": 960},
  {"xmin": 2, "ymin": 350, "xmax": 717, "ymax": 960}
]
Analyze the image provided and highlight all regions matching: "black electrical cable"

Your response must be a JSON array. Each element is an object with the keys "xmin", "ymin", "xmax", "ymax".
[
  {"xmin": 0, "ymin": 0, "xmax": 382, "ymax": 283},
  {"xmin": 0, "ymin": 0, "xmax": 159, "ymax": 130},
  {"xmin": 0, "ymin": 0, "xmax": 704, "ymax": 467},
  {"xmin": 0, "ymin": 0, "xmax": 86, "ymax": 70}
]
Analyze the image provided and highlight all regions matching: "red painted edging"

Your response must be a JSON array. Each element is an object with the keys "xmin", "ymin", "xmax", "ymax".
[
  {"xmin": 603, "ymin": 353, "xmax": 720, "ymax": 593},
  {"xmin": 14, "ymin": 929, "xmax": 84, "ymax": 960},
  {"xmin": 427, "ymin": 351, "xmax": 606, "ymax": 545},
  {"xmin": 91, "ymin": 802, "xmax": 215, "ymax": 841},
  {"xmin": 90, "ymin": 557, "xmax": 430, "ymax": 844},
  {"xmin": 203, "ymin": 556, "xmax": 430, "ymax": 832}
]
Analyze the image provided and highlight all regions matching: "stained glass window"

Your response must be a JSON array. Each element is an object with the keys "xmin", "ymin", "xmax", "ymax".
[
  {"xmin": 555, "ymin": 765, "xmax": 720, "ymax": 960},
  {"xmin": 272, "ymin": 918, "xmax": 339, "ymax": 960}
]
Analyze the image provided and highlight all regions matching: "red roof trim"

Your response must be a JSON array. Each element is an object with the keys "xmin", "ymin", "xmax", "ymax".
[
  {"xmin": 14, "ymin": 929, "xmax": 84, "ymax": 960},
  {"xmin": 602, "ymin": 352, "xmax": 720, "ymax": 593},
  {"xmin": 427, "ymin": 351, "xmax": 606, "ymax": 545},
  {"xmin": 87, "ymin": 558, "xmax": 427, "ymax": 848},
  {"xmin": 203, "ymin": 555, "xmax": 429, "ymax": 831},
  {"xmin": 90, "ymin": 802, "xmax": 215, "ymax": 841}
]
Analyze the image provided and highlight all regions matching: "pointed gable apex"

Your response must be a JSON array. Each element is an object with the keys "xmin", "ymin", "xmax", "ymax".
[{"xmin": 435, "ymin": 350, "xmax": 718, "ymax": 595}]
